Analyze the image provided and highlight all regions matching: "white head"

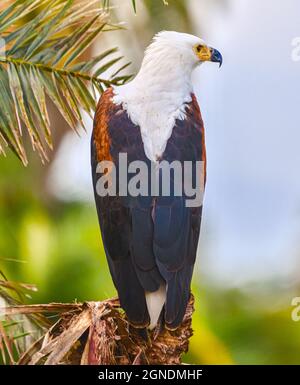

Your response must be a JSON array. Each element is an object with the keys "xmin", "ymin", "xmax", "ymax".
[
  {"xmin": 115, "ymin": 30, "xmax": 222, "ymax": 100},
  {"xmin": 140, "ymin": 31, "xmax": 222, "ymax": 75},
  {"xmin": 112, "ymin": 31, "xmax": 222, "ymax": 163},
  {"xmin": 122, "ymin": 31, "xmax": 223, "ymax": 104}
]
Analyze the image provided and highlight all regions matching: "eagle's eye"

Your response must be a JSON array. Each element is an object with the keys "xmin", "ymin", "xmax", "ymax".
[{"xmin": 196, "ymin": 44, "xmax": 203, "ymax": 53}]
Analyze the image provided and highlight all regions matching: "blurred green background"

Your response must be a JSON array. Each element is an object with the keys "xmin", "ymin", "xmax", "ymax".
[{"xmin": 1, "ymin": 0, "xmax": 300, "ymax": 364}]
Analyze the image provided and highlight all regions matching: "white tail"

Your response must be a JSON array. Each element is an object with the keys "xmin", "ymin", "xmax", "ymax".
[{"xmin": 145, "ymin": 284, "xmax": 166, "ymax": 330}]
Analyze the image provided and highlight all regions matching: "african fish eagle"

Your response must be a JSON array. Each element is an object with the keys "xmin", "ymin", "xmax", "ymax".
[{"xmin": 91, "ymin": 31, "xmax": 222, "ymax": 330}]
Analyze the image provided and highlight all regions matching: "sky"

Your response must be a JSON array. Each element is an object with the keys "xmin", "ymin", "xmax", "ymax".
[
  {"xmin": 47, "ymin": 0, "xmax": 300, "ymax": 288},
  {"xmin": 194, "ymin": 0, "xmax": 300, "ymax": 286}
]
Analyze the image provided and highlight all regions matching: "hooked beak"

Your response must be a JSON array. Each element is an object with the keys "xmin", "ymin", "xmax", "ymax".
[
  {"xmin": 210, "ymin": 47, "xmax": 223, "ymax": 68},
  {"xmin": 197, "ymin": 45, "xmax": 223, "ymax": 68}
]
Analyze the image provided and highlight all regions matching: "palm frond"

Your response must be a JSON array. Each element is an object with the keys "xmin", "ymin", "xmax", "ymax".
[
  {"xmin": 0, "ymin": 0, "xmax": 131, "ymax": 165},
  {"xmin": 0, "ymin": 271, "xmax": 49, "ymax": 364}
]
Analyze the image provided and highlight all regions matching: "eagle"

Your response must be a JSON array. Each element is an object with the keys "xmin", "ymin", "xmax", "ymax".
[{"xmin": 91, "ymin": 31, "xmax": 222, "ymax": 331}]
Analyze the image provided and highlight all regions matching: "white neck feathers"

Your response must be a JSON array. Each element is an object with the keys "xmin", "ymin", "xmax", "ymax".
[{"xmin": 113, "ymin": 44, "xmax": 195, "ymax": 162}]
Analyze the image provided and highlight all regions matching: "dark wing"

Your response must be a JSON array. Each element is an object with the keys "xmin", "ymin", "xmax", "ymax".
[
  {"xmin": 91, "ymin": 88, "xmax": 162, "ymax": 328},
  {"xmin": 154, "ymin": 94, "xmax": 206, "ymax": 329},
  {"xmin": 91, "ymin": 89, "xmax": 206, "ymax": 329}
]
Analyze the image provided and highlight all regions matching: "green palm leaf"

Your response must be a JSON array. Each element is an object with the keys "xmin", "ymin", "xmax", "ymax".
[
  {"xmin": 0, "ymin": 270, "xmax": 49, "ymax": 365},
  {"xmin": 0, "ymin": 0, "xmax": 132, "ymax": 164}
]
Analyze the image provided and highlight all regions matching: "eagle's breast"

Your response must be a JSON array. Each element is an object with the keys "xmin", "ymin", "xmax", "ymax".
[{"xmin": 112, "ymin": 84, "xmax": 193, "ymax": 162}]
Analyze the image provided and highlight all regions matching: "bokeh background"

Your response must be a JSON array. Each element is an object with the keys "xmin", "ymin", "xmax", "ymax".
[{"xmin": 1, "ymin": 0, "xmax": 300, "ymax": 364}]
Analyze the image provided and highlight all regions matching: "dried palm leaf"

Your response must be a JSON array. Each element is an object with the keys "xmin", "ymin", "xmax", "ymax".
[{"xmin": 1, "ymin": 296, "xmax": 194, "ymax": 365}]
